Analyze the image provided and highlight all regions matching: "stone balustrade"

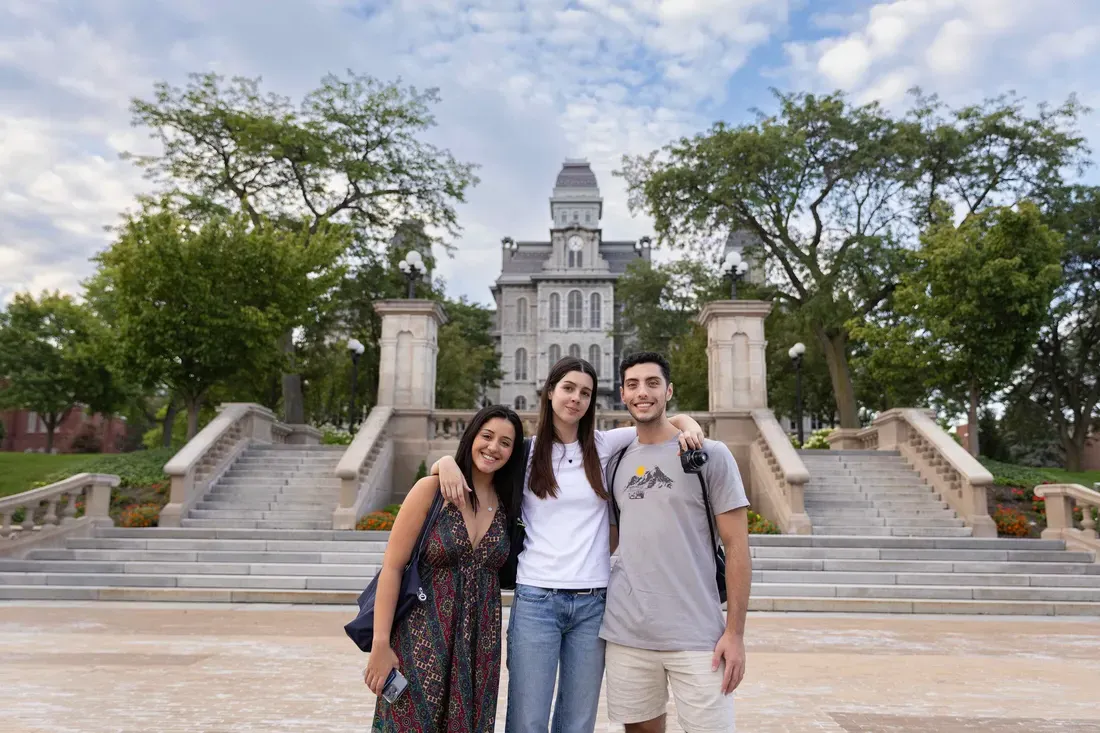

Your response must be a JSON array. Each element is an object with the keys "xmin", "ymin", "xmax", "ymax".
[
  {"xmin": 749, "ymin": 409, "xmax": 812, "ymax": 534},
  {"xmin": 429, "ymin": 409, "xmax": 716, "ymax": 442},
  {"xmin": 1035, "ymin": 483, "xmax": 1100, "ymax": 557},
  {"xmin": 843, "ymin": 408, "xmax": 996, "ymax": 538},
  {"xmin": 160, "ymin": 403, "xmax": 316, "ymax": 527},
  {"xmin": 0, "ymin": 473, "xmax": 118, "ymax": 550},
  {"xmin": 333, "ymin": 406, "xmax": 394, "ymax": 529}
]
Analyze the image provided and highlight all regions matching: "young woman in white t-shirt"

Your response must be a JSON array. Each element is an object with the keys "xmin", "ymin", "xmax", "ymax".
[{"xmin": 432, "ymin": 356, "xmax": 704, "ymax": 733}]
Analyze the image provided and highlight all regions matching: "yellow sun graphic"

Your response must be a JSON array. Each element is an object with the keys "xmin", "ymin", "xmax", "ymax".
[{"xmin": 635, "ymin": 466, "xmax": 645, "ymax": 477}]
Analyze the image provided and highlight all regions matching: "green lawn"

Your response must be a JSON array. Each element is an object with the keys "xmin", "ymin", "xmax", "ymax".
[
  {"xmin": 0, "ymin": 453, "xmax": 92, "ymax": 498},
  {"xmin": 0, "ymin": 449, "xmax": 174, "ymax": 499},
  {"xmin": 1044, "ymin": 468, "xmax": 1100, "ymax": 488}
]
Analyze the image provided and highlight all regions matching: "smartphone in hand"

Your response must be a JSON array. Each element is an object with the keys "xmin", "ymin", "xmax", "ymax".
[{"xmin": 382, "ymin": 668, "xmax": 408, "ymax": 703}]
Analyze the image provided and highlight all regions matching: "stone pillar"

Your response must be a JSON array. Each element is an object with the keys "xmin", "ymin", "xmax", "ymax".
[
  {"xmin": 698, "ymin": 301, "xmax": 772, "ymax": 412},
  {"xmin": 697, "ymin": 301, "xmax": 772, "ymax": 499},
  {"xmin": 374, "ymin": 300, "xmax": 448, "ymax": 409},
  {"xmin": 374, "ymin": 300, "xmax": 448, "ymax": 497}
]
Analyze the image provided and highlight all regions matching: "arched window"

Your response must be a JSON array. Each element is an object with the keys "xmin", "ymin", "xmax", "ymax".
[
  {"xmin": 548, "ymin": 344, "xmax": 561, "ymax": 365},
  {"xmin": 514, "ymin": 396, "xmax": 527, "ymax": 410},
  {"xmin": 589, "ymin": 344, "xmax": 601, "ymax": 374},
  {"xmin": 549, "ymin": 293, "xmax": 560, "ymax": 329},
  {"xmin": 567, "ymin": 290, "xmax": 583, "ymax": 328},
  {"xmin": 569, "ymin": 343, "xmax": 581, "ymax": 359},
  {"xmin": 515, "ymin": 348, "xmax": 528, "ymax": 380},
  {"xmin": 589, "ymin": 293, "xmax": 601, "ymax": 329},
  {"xmin": 516, "ymin": 297, "xmax": 528, "ymax": 333}
]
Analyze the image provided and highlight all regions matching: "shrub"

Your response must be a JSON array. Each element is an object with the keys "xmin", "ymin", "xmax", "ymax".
[
  {"xmin": 415, "ymin": 460, "xmax": 428, "ymax": 481},
  {"xmin": 788, "ymin": 434, "xmax": 801, "ymax": 449},
  {"xmin": 357, "ymin": 511, "xmax": 395, "ymax": 531},
  {"xmin": 322, "ymin": 428, "xmax": 353, "ymax": 446},
  {"xmin": 747, "ymin": 509, "xmax": 780, "ymax": 534},
  {"xmin": 69, "ymin": 423, "xmax": 102, "ymax": 454},
  {"xmin": 120, "ymin": 503, "xmax": 160, "ymax": 528},
  {"xmin": 382, "ymin": 503, "xmax": 402, "ymax": 516},
  {"xmin": 981, "ymin": 459, "xmax": 1052, "ymax": 489},
  {"xmin": 802, "ymin": 428, "xmax": 833, "ymax": 450},
  {"xmin": 992, "ymin": 505, "xmax": 1030, "ymax": 537}
]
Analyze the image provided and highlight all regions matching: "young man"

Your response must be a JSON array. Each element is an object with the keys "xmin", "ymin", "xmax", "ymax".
[{"xmin": 600, "ymin": 351, "xmax": 751, "ymax": 733}]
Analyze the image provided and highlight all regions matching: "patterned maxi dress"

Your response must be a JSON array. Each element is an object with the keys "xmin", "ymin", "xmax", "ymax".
[{"xmin": 372, "ymin": 501, "xmax": 509, "ymax": 733}]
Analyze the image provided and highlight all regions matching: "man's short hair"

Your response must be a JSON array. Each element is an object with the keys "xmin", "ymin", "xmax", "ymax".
[{"xmin": 619, "ymin": 351, "xmax": 671, "ymax": 385}]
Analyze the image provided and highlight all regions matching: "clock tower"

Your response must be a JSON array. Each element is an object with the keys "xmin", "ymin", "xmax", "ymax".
[{"xmin": 550, "ymin": 158, "xmax": 602, "ymax": 230}]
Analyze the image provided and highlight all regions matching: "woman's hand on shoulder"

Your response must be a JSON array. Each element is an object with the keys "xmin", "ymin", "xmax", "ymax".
[{"xmin": 435, "ymin": 455, "xmax": 470, "ymax": 509}]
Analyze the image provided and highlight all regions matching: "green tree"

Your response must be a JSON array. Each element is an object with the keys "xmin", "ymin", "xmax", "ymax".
[
  {"xmin": 856, "ymin": 202, "xmax": 1063, "ymax": 456},
  {"xmin": 1017, "ymin": 185, "xmax": 1100, "ymax": 470},
  {"xmin": 435, "ymin": 297, "xmax": 501, "ymax": 409},
  {"xmin": 0, "ymin": 292, "xmax": 121, "ymax": 452},
  {"xmin": 618, "ymin": 90, "xmax": 1085, "ymax": 429},
  {"xmin": 125, "ymin": 71, "xmax": 479, "ymax": 423},
  {"xmin": 90, "ymin": 208, "xmax": 347, "ymax": 438},
  {"xmin": 613, "ymin": 258, "xmax": 723, "ymax": 410}
]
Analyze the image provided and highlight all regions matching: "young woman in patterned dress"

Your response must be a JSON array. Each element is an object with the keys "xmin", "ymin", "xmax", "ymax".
[
  {"xmin": 365, "ymin": 404, "xmax": 526, "ymax": 732},
  {"xmin": 432, "ymin": 357, "xmax": 704, "ymax": 733}
]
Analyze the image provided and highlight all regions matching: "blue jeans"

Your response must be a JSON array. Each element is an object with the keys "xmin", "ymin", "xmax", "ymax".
[{"xmin": 505, "ymin": 584, "xmax": 607, "ymax": 733}]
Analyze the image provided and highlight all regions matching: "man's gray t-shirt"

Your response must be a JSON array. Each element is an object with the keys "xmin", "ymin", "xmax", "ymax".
[{"xmin": 599, "ymin": 436, "xmax": 749, "ymax": 652}]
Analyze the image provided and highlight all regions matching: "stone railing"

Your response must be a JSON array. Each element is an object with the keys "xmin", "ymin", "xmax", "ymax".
[
  {"xmin": 749, "ymin": 409, "xmax": 812, "ymax": 534},
  {"xmin": 429, "ymin": 409, "xmax": 716, "ymax": 442},
  {"xmin": 160, "ymin": 403, "xmax": 315, "ymax": 527},
  {"xmin": 850, "ymin": 408, "xmax": 996, "ymax": 537},
  {"xmin": 333, "ymin": 406, "xmax": 394, "ymax": 530},
  {"xmin": 0, "ymin": 473, "xmax": 119, "ymax": 556},
  {"xmin": 1035, "ymin": 483, "xmax": 1100, "ymax": 557}
]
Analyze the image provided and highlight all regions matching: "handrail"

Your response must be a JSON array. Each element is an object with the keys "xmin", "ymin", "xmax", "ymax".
[
  {"xmin": 333, "ymin": 405, "xmax": 394, "ymax": 529},
  {"xmin": 869, "ymin": 408, "xmax": 996, "ymax": 537},
  {"xmin": 1, "ymin": 473, "xmax": 119, "ymax": 541},
  {"xmin": 750, "ymin": 409, "xmax": 811, "ymax": 534},
  {"xmin": 160, "ymin": 402, "xmax": 305, "ymax": 527},
  {"xmin": 1035, "ymin": 483, "xmax": 1100, "ymax": 553}
]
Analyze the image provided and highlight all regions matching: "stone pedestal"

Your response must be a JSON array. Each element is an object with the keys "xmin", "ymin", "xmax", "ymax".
[
  {"xmin": 374, "ymin": 300, "xmax": 448, "ymax": 409},
  {"xmin": 698, "ymin": 301, "xmax": 772, "ymax": 412},
  {"xmin": 374, "ymin": 300, "xmax": 447, "ymax": 499}
]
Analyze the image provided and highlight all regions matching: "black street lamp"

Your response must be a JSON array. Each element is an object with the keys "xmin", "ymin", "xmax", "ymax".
[
  {"xmin": 788, "ymin": 342, "xmax": 806, "ymax": 446},
  {"xmin": 398, "ymin": 250, "xmax": 426, "ymax": 299},
  {"xmin": 720, "ymin": 250, "xmax": 751, "ymax": 298},
  {"xmin": 347, "ymin": 338, "xmax": 365, "ymax": 432}
]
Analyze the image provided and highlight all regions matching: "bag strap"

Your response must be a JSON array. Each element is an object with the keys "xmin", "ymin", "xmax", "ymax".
[
  {"xmin": 407, "ymin": 491, "xmax": 444, "ymax": 572},
  {"xmin": 608, "ymin": 444, "xmax": 630, "ymax": 526},
  {"xmin": 697, "ymin": 472, "xmax": 722, "ymax": 559}
]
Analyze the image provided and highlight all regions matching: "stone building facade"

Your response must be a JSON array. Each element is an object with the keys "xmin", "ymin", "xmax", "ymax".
[{"xmin": 489, "ymin": 160, "xmax": 652, "ymax": 410}]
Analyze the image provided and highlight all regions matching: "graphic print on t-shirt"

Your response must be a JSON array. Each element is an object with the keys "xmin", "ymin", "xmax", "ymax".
[{"xmin": 624, "ymin": 464, "xmax": 673, "ymax": 500}]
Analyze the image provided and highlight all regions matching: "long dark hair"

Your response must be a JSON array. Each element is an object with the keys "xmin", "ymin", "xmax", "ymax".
[
  {"xmin": 453, "ymin": 404, "xmax": 525, "ymax": 514},
  {"xmin": 529, "ymin": 356, "xmax": 606, "ymax": 501}
]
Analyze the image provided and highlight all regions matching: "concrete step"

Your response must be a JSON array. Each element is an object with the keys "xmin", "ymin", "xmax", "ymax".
[
  {"xmin": 754, "ymin": 570, "xmax": 1100, "ymax": 588},
  {"xmin": 207, "ymin": 489, "xmax": 339, "ymax": 501},
  {"xmin": 65, "ymin": 537, "xmax": 388, "ymax": 553},
  {"xmin": 812, "ymin": 526, "xmax": 973, "ymax": 537},
  {"xmin": 180, "ymin": 519, "xmax": 331, "ymax": 530},
  {"xmin": 0, "ymin": 560, "xmax": 381, "ymax": 577},
  {"xmin": 95, "ymin": 527, "xmax": 389, "ymax": 541},
  {"xmin": 216, "ymin": 477, "xmax": 341, "ymax": 487},
  {"xmin": 195, "ymin": 500, "xmax": 331, "ymax": 511},
  {"xmin": 0, "ymin": 573, "xmax": 376, "ymax": 591},
  {"xmin": 187, "ymin": 509, "xmax": 333, "ymax": 521},
  {"xmin": 751, "ymin": 557, "xmax": 1100, "ymax": 574},
  {"xmin": 27, "ymin": 548, "xmax": 387, "ymax": 564},
  {"xmin": 748, "ymin": 546, "xmax": 1095, "ymax": 562}
]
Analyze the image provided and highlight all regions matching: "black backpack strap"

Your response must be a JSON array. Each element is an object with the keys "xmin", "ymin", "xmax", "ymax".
[
  {"xmin": 696, "ymin": 471, "xmax": 728, "ymax": 602},
  {"xmin": 608, "ymin": 444, "xmax": 631, "ymax": 526}
]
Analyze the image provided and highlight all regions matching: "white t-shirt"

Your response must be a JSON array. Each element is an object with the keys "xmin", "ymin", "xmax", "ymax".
[{"xmin": 516, "ymin": 428, "xmax": 637, "ymax": 590}]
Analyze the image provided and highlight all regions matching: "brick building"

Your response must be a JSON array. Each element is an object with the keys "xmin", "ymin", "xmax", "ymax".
[{"xmin": 0, "ymin": 407, "xmax": 126, "ymax": 454}]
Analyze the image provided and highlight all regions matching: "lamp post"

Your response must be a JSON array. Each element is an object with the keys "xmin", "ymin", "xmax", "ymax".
[
  {"xmin": 347, "ymin": 338, "xmax": 365, "ymax": 432},
  {"xmin": 398, "ymin": 250, "xmax": 426, "ymax": 299},
  {"xmin": 788, "ymin": 342, "xmax": 806, "ymax": 446},
  {"xmin": 720, "ymin": 251, "xmax": 751, "ymax": 298}
]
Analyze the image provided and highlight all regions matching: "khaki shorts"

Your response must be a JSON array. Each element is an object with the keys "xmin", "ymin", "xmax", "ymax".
[{"xmin": 604, "ymin": 641, "xmax": 735, "ymax": 732}]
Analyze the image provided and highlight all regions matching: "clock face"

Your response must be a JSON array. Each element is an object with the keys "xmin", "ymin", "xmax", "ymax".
[{"xmin": 567, "ymin": 235, "xmax": 584, "ymax": 252}]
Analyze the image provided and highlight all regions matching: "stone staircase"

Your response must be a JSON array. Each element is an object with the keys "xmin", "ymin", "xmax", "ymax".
[
  {"xmin": 1, "ymin": 444, "xmax": 1098, "ymax": 614},
  {"xmin": 182, "ymin": 444, "xmax": 346, "ymax": 530},
  {"xmin": 800, "ymin": 450, "xmax": 971, "ymax": 536}
]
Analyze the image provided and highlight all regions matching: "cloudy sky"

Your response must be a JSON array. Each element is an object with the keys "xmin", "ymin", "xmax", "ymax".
[{"xmin": 3, "ymin": 0, "xmax": 1099, "ymax": 308}]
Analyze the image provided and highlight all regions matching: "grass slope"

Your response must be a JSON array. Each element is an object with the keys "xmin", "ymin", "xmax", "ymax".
[{"xmin": 0, "ymin": 450, "xmax": 174, "ymax": 499}]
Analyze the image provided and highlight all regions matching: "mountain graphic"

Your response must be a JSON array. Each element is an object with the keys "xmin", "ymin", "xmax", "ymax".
[{"xmin": 624, "ymin": 466, "xmax": 674, "ymax": 499}]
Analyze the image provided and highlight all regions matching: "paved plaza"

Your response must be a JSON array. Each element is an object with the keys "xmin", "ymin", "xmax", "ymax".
[{"xmin": 1, "ymin": 603, "xmax": 1100, "ymax": 732}]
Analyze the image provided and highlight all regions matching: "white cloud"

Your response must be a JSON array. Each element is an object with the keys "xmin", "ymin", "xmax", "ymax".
[{"xmin": 0, "ymin": 0, "xmax": 791, "ymax": 307}]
